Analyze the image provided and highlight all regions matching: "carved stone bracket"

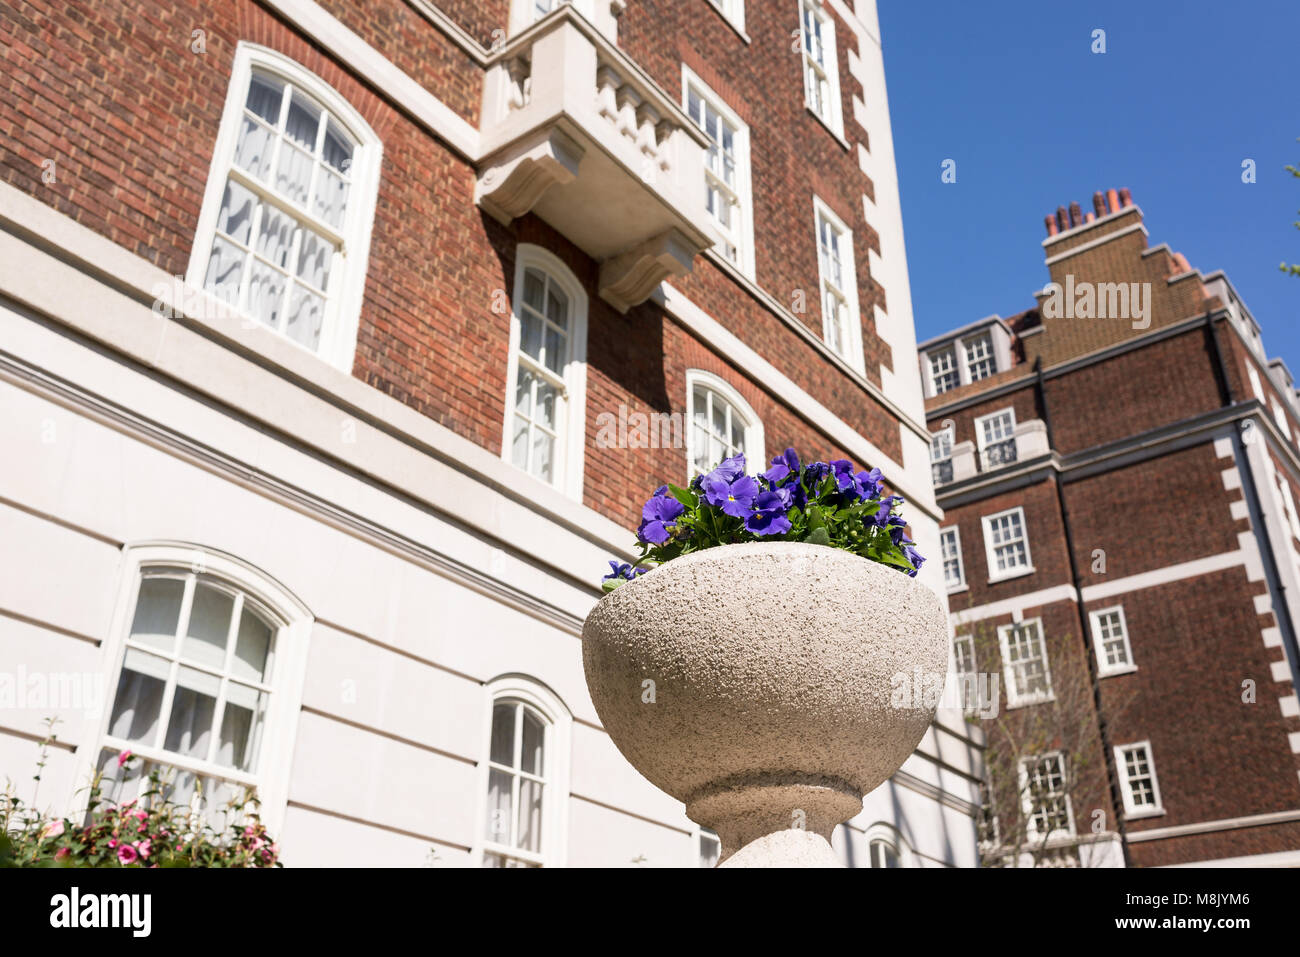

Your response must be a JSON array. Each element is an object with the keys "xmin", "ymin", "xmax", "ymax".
[
  {"xmin": 476, "ymin": 127, "xmax": 585, "ymax": 226},
  {"xmin": 598, "ymin": 228, "xmax": 695, "ymax": 312}
]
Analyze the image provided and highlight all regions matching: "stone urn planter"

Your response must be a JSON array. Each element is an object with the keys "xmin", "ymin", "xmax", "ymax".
[{"xmin": 582, "ymin": 541, "xmax": 948, "ymax": 867}]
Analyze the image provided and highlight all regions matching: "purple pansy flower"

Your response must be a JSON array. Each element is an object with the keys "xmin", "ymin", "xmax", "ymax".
[
  {"xmin": 603, "ymin": 560, "xmax": 647, "ymax": 582},
  {"xmin": 637, "ymin": 485, "xmax": 685, "ymax": 545},
  {"xmin": 763, "ymin": 448, "xmax": 801, "ymax": 484},
  {"xmin": 705, "ymin": 454, "xmax": 747, "ymax": 485},
  {"xmin": 745, "ymin": 490, "xmax": 793, "ymax": 536},
  {"xmin": 703, "ymin": 473, "xmax": 760, "ymax": 519}
]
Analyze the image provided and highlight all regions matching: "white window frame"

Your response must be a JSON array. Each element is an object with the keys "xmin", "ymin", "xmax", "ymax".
[
  {"xmin": 928, "ymin": 346, "xmax": 959, "ymax": 395},
  {"xmin": 1019, "ymin": 751, "xmax": 1075, "ymax": 841},
  {"xmin": 472, "ymin": 674, "xmax": 572, "ymax": 868},
  {"xmin": 982, "ymin": 506, "xmax": 1034, "ymax": 582},
  {"xmin": 798, "ymin": 0, "xmax": 844, "ymax": 139},
  {"xmin": 963, "ymin": 332, "xmax": 997, "ymax": 382},
  {"xmin": 501, "ymin": 244, "xmax": 590, "ymax": 500},
  {"xmin": 705, "ymin": 0, "xmax": 746, "ymax": 34},
  {"xmin": 71, "ymin": 543, "xmax": 313, "ymax": 838},
  {"xmin": 941, "ymin": 526, "xmax": 966, "ymax": 592},
  {"xmin": 682, "ymin": 66, "xmax": 756, "ymax": 280},
  {"xmin": 812, "ymin": 196, "xmax": 864, "ymax": 373},
  {"xmin": 1114, "ymin": 741, "xmax": 1164, "ymax": 820},
  {"xmin": 861, "ymin": 822, "xmax": 913, "ymax": 868},
  {"xmin": 998, "ymin": 618, "xmax": 1054, "ymax": 708},
  {"xmin": 974, "ymin": 407, "xmax": 1018, "ymax": 470},
  {"xmin": 185, "ymin": 43, "xmax": 382, "ymax": 373},
  {"xmin": 1089, "ymin": 605, "xmax": 1137, "ymax": 677},
  {"xmin": 930, "ymin": 424, "xmax": 955, "ymax": 486},
  {"xmin": 952, "ymin": 632, "xmax": 976, "ymax": 676},
  {"xmin": 685, "ymin": 369, "xmax": 764, "ymax": 480}
]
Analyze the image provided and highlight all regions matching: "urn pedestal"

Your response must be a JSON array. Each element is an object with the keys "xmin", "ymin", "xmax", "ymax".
[{"xmin": 582, "ymin": 542, "xmax": 948, "ymax": 867}]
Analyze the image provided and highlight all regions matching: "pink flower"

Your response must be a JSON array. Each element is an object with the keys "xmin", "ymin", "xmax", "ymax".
[
  {"xmin": 117, "ymin": 844, "xmax": 138, "ymax": 865},
  {"xmin": 137, "ymin": 824, "xmax": 147, "ymax": 833},
  {"xmin": 117, "ymin": 750, "xmax": 133, "ymax": 768},
  {"xmin": 138, "ymin": 840, "xmax": 152, "ymax": 859},
  {"xmin": 54, "ymin": 847, "xmax": 72, "ymax": 861},
  {"xmin": 107, "ymin": 839, "xmax": 117, "ymax": 849},
  {"xmin": 133, "ymin": 810, "xmax": 147, "ymax": 822},
  {"xmin": 40, "ymin": 820, "xmax": 65, "ymax": 840}
]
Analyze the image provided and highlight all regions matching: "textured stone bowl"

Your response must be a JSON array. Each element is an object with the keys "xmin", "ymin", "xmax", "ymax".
[{"xmin": 582, "ymin": 541, "xmax": 947, "ymax": 865}]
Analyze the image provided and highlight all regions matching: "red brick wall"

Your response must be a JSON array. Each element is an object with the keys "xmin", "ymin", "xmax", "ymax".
[
  {"xmin": 1064, "ymin": 443, "xmax": 1244, "ymax": 585},
  {"xmin": 941, "ymin": 477, "xmax": 1070, "ymax": 611},
  {"xmin": 0, "ymin": 0, "xmax": 910, "ymax": 535},
  {"xmin": 620, "ymin": 0, "xmax": 894, "ymax": 385},
  {"xmin": 1091, "ymin": 570, "xmax": 1300, "ymax": 836},
  {"xmin": 1042, "ymin": 329, "xmax": 1224, "ymax": 455}
]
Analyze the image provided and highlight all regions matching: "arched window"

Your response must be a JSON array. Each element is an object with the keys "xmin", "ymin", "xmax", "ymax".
[
  {"xmin": 186, "ymin": 44, "xmax": 382, "ymax": 371},
  {"xmin": 863, "ymin": 822, "xmax": 913, "ymax": 868},
  {"xmin": 476, "ymin": 676, "xmax": 571, "ymax": 868},
  {"xmin": 81, "ymin": 545, "xmax": 311, "ymax": 834},
  {"xmin": 503, "ymin": 246, "xmax": 589, "ymax": 498},
  {"xmin": 685, "ymin": 369, "xmax": 764, "ymax": 478}
]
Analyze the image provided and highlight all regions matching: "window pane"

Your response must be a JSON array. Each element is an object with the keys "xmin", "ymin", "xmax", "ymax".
[
  {"xmin": 535, "ymin": 380, "xmax": 557, "ymax": 431},
  {"xmin": 490, "ymin": 703, "xmax": 516, "ymax": 767},
  {"xmin": 283, "ymin": 93, "xmax": 321, "ymax": 149},
  {"xmin": 521, "ymin": 709, "xmax": 544, "ymax": 775},
  {"xmin": 531, "ymin": 430, "xmax": 554, "ymax": 482},
  {"xmin": 523, "ymin": 269, "xmax": 545, "ymax": 313},
  {"xmin": 232, "ymin": 609, "xmax": 273, "ymax": 683},
  {"xmin": 246, "ymin": 261, "xmax": 287, "ymax": 329},
  {"xmin": 275, "ymin": 142, "xmax": 314, "ymax": 206},
  {"xmin": 163, "ymin": 665, "xmax": 220, "ymax": 760},
  {"xmin": 295, "ymin": 228, "xmax": 333, "ymax": 290},
  {"xmin": 245, "ymin": 74, "xmax": 283, "ymax": 124},
  {"xmin": 255, "ymin": 205, "xmax": 296, "ymax": 269},
  {"xmin": 519, "ymin": 310, "xmax": 543, "ymax": 360},
  {"xmin": 543, "ymin": 324, "xmax": 565, "ymax": 374},
  {"xmin": 216, "ymin": 683, "xmax": 266, "ymax": 772},
  {"xmin": 285, "ymin": 286, "xmax": 325, "ymax": 350},
  {"xmin": 233, "ymin": 116, "xmax": 275, "ymax": 179},
  {"xmin": 215, "ymin": 179, "xmax": 257, "ymax": 245},
  {"xmin": 129, "ymin": 577, "xmax": 184, "ymax": 651},
  {"xmin": 108, "ymin": 648, "xmax": 168, "ymax": 743},
  {"xmin": 312, "ymin": 165, "xmax": 349, "ymax": 228},
  {"xmin": 515, "ymin": 368, "xmax": 534, "ymax": 419},
  {"xmin": 182, "ymin": 584, "xmax": 234, "ymax": 669},
  {"xmin": 204, "ymin": 236, "xmax": 245, "ymax": 303},
  {"xmin": 546, "ymin": 286, "xmax": 568, "ymax": 329},
  {"xmin": 485, "ymin": 768, "xmax": 513, "ymax": 842},
  {"xmin": 321, "ymin": 119, "xmax": 352, "ymax": 172},
  {"xmin": 511, "ymin": 415, "xmax": 530, "ymax": 470},
  {"xmin": 517, "ymin": 777, "xmax": 544, "ymax": 852}
]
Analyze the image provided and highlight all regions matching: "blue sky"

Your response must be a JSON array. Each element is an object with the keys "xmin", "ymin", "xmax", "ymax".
[{"xmin": 878, "ymin": 0, "xmax": 1300, "ymax": 363}]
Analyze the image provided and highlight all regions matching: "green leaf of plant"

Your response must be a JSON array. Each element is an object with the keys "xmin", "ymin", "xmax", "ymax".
[
  {"xmin": 804, "ymin": 526, "xmax": 831, "ymax": 547},
  {"xmin": 667, "ymin": 484, "xmax": 698, "ymax": 509}
]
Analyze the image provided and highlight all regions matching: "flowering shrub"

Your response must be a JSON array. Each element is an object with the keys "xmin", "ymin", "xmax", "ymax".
[
  {"xmin": 603, "ymin": 449, "xmax": 924, "ymax": 589},
  {"xmin": 0, "ymin": 746, "xmax": 280, "ymax": 869}
]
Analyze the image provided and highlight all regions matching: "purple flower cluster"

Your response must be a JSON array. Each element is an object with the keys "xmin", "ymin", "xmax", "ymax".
[{"xmin": 608, "ymin": 448, "xmax": 925, "ymax": 588}]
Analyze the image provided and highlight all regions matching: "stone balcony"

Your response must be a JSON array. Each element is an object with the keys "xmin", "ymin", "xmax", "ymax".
[
  {"xmin": 475, "ymin": 6, "xmax": 715, "ymax": 312},
  {"xmin": 935, "ymin": 419, "xmax": 1051, "ymax": 487}
]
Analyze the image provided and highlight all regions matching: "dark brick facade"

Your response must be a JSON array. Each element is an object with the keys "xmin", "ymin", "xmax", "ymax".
[{"xmin": 929, "ymin": 194, "xmax": 1300, "ymax": 866}]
